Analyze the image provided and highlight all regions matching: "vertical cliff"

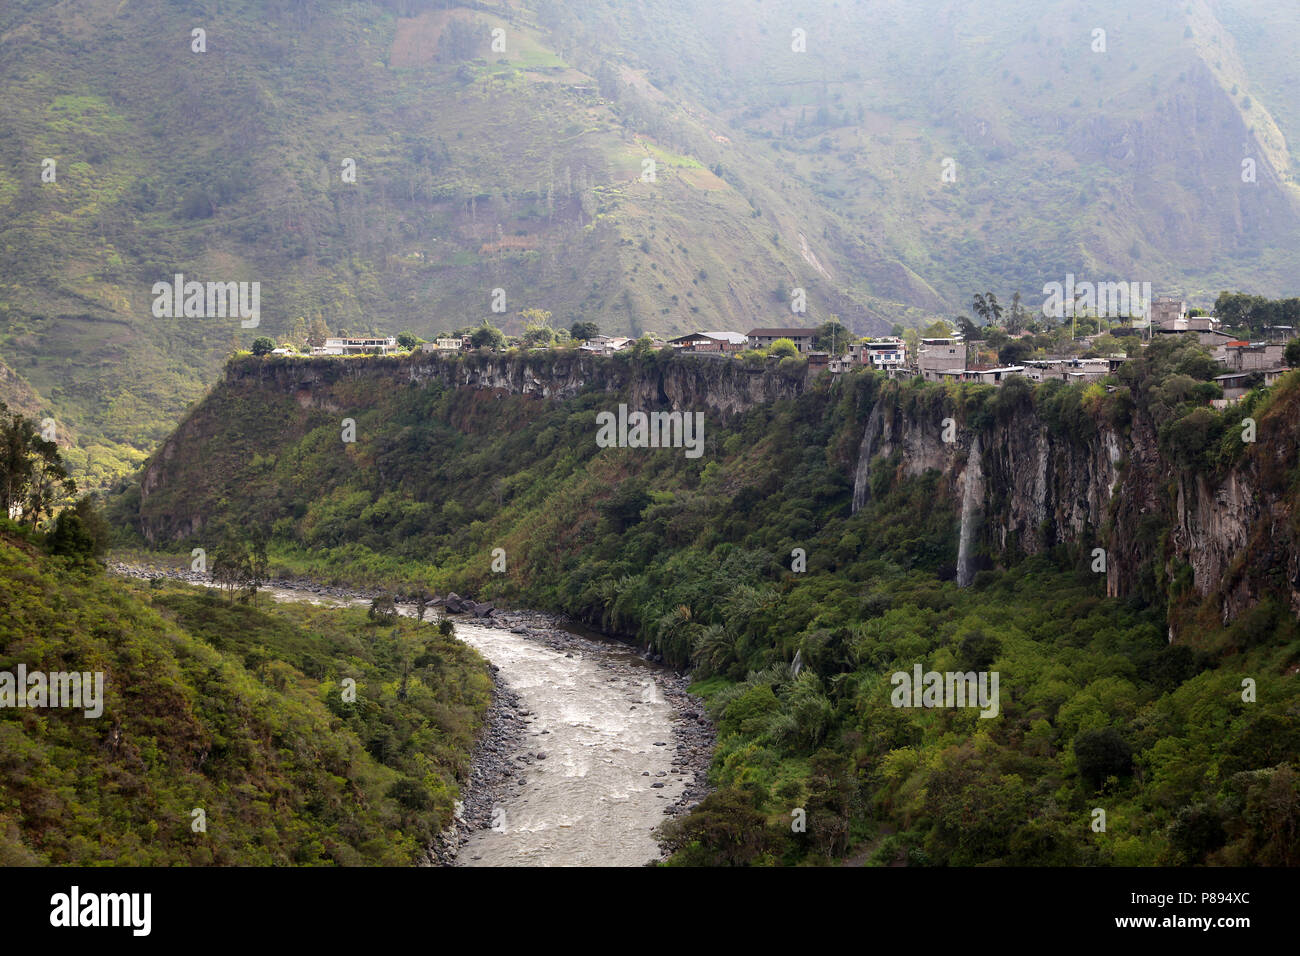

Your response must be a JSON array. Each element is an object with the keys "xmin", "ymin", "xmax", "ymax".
[
  {"xmin": 129, "ymin": 351, "xmax": 811, "ymax": 545},
  {"xmin": 850, "ymin": 376, "xmax": 1300, "ymax": 640}
]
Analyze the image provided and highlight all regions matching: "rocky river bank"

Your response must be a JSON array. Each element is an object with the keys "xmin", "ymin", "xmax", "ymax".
[{"xmin": 109, "ymin": 561, "xmax": 715, "ymax": 866}]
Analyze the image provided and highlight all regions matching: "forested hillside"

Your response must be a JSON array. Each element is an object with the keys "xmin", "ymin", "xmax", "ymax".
[
  {"xmin": 0, "ymin": 520, "xmax": 491, "ymax": 865},
  {"xmin": 111, "ymin": 350, "xmax": 1300, "ymax": 864}
]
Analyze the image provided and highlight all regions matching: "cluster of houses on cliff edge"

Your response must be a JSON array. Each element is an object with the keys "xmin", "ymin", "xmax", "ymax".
[
  {"xmin": 910, "ymin": 296, "xmax": 1292, "ymax": 401},
  {"xmin": 299, "ymin": 298, "xmax": 1291, "ymax": 405}
]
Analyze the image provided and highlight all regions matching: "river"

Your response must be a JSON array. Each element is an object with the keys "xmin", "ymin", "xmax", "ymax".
[
  {"xmin": 449, "ymin": 618, "xmax": 694, "ymax": 867},
  {"xmin": 113, "ymin": 569, "xmax": 711, "ymax": 867}
]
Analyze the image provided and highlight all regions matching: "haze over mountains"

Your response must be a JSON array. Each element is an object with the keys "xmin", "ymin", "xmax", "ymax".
[{"xmin": 1, "ymin": 0, "xmax": 1298, "ymax": 483}]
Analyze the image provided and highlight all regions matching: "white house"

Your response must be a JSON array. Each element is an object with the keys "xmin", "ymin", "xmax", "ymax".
[
  {"xmin": 861, "ymin": 337, "xmax": 908, "ymax": 371},
  {"xmin": 579, "ymin": 335, "xmax": 634, "ymax": 355},
  {"xmin": 312, "ymin": 336, "xmax": 398, "ymax": 356},
  {"xmin": 422, "ymin": 337, "xmax": 470, "ymax": 352}
]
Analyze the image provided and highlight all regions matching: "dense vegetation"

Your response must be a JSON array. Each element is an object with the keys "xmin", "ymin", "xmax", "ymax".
[
  {"xmin": 0, "ymin": 431, "xmax": 491, "ymax": 864},
  {"xmin": 112, "ymin": 348, "xmax": 1300, "ymax": 865}
]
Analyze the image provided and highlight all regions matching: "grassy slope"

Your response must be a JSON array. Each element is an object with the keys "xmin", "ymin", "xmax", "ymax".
[
  {"xmin": 6, "ymin": 1, "xmax": 1300, "ymax": 490},
  {"xmin": 0, "ymin": 0, "xmax": 872, "ymax": 489},
  {"xmin": 0, "ymin": 527, "xmax": 490, "ymax": 865},
  {"xmin": 582, "ymin": 0, "xmax": 1300, "ymax": 302}
]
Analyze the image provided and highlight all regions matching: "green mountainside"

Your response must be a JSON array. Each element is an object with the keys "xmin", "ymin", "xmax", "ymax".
[
  {"xmin": 0, "ymin": 526, "xmax": 490, "ymax": 865},
  {"xmin": 4, "ymin": 0, "xmax": 1300, "ymax": 488},
  {"xmin": 109, "ymin": 351, "xmax": 1300, "ymax": 865}
]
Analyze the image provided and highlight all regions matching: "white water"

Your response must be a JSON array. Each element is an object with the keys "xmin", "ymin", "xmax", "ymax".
[
  {"xmin": 451, "ymin": 622, "xmax": 684, "ymax": 867},
  {"xmin": 852, "ymin": 402, "xmax": 884, "ymax": 513},
  {"xmin": 252, "ymin": 585, "xmax": 691, "ymax": 866},
  {"xmin": 956, "ymin": 435, "xmax": 983, "ymax": 588}
]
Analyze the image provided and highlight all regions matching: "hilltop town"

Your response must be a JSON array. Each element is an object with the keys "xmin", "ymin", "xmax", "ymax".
[{"xmin": 262, "ymin": 292, "xmax": 1298, "ymax": 408}]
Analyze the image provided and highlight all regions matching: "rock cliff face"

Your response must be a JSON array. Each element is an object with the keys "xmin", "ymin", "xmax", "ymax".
[
  {"xmin": 223, "ymin": 351, "xmax": 807, "ymax": 419},
  {"xmin": 132, "ymin": 352, "xmax": 810, "ymax": 545},
  {"xmin": 130, "ymin": 353, "xmax": 1300, "ymax": 641},
  {"xmin": 851, "ymin": 380, "xmax": 1300, "ymax": 639}
]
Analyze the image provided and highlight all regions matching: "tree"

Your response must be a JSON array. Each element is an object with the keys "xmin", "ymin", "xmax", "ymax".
[
  {"xmin": 805, "ymin": 749, "xmax": 856, "ymax": 858},
  {"xmin": 396, "ymin": 330, "xmax": 422, "ymax": 349},
  {"xmin": 570, "ymin": 321, "xmax": 600, "ymax": 342},
  {"xmin": 369, "ymin": 593, "xmax": 399, "ymax": 624},
  {"xmin": 308, "ymin": 317, "xmax": 330, "ymax": 349},
  {"xmin": 179, "ymin": 187, "xmax": 213, "ymax": 219},
  {"xmin": 469, "ymin": 322, "xmax": 505, "ymax": 350},
  {"xmin": 595, "ymin": 61, "xmax": 621, "ymax": 101},
  {"xmin": 922, "ymin": 319, "xmax": 953, "ymax": 338},
  {"xmin": 289, "ymin": 316, "xmax": 309, "ymax": 349},
  {"xmin": 519, "ymin": 309, "xmax": 555, "ymax": 347},
  {"xmin": 208, "ymin": 524, "xmax": 268, "ymax": 604},
  {"xmin": 958, "ymin": 629, "xmax": 1001, "ymax": 671},
  {"xmin": 251, "ymin": 337, "xmax": 276, "ymax": 356},
  {"xmin": 46, "ymin": 497, "xmax": 110, "ymax": 562},
  {"xmin": 211, "ymin": 534, "xmax": 253, "ymax": 603},
  {"xmin": 46, "ymin": 508, "xmax": 95, "ymax": 560},
  {"xmin": 812, "ymin": 317, "xmax": 850, "ymax": 355},
  {"xmin": 1074, "ymin": 727, "xmax": 1133, "ymax": 791},
  {"xmin": 0, "ymin": 406, "xmax": 75, "ymax": 530},
  {"xmin": 998, "ymin": 340, "xmax": 1033, "ymax": 365},
  {"xmin": 769, "ymin": 338, "xmax": 800, "ymax": 358},
  {"xmin": 984, "ymin": 292, "xmax": 1003, "ymax": 326},
  {"xmin": 1285, "ymin": 339, "xmax": 1300, "ymax": 368},
  {"xmin": 656, "ymin": 787, "xmax": 773, "ymax": 866},
  {"xmin": 1007, "ymin": 290, "xmax": 1027, "ymax": 334},
  {"xmin": 902, "ymin": 327, "xmax": 921, "ymax": 360},
  {"xmin": 247, "ymin": 525, "xmax": 269, "ymax": 603}
]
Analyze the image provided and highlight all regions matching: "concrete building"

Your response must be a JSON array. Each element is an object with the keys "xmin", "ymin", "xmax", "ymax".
[
  {"xmin": 1150, "ymin": 296, "xmax": 1187, "ymax": 331},
  {"xmin": 1021, "ymin": 357, "xmax": 1112, "ymax": 383},
  {"xmin": 1214, "ymin": 371, "xmax": 1254, "ymax": 402},
  {"xmin": 960, "ymin": 366, "xmax": 1026, "ymax": 384},
  {"xmin": 578, "ymin": 335, "xmax": 633, "ymax": 355},
  {"xmin": 1215, "ymin": 342, "xmax": 1286, "ymax": 371},
  {"xmin": 312, "ymin": 336, "xmax": 398, "ymax": 355},
  {"xmin": 860, "ymin": 337, "xmax": 908, "ymax": 371},
  {"xmin": 1213, "ymin": 367, "xmax": 1290, "ymax": 404},
  {"xmin": 918, "ymin": 337, "xmax": 965, "ymax": 381},
  {"xmin": 747, "ymin": 327, "xmax": 816, "ymax": 353},
  {"xmin": 422, "ymin": 337, "xmax": 471, "ymax": 352}
]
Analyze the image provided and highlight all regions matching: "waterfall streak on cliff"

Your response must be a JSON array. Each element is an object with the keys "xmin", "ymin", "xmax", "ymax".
[
  {"xmin": 852, "ymin": 403, "xmax": 883, "ymax": 513},
  {"xmin": 957, "ymin": 436, "xmax": 983, "ymax": 587}
]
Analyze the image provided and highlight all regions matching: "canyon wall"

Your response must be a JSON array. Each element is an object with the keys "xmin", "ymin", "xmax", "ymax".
[
  {"xmin": 852, "ymin": 380, "xmax": 1300, "ymax": 637},
  {"xmin": 223, "ymin": 351, "xmax": 808, "ymax": 419},
  {"xmin": 129, "ymin": 354, "xmax": 1300, "ymax": 641}
]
